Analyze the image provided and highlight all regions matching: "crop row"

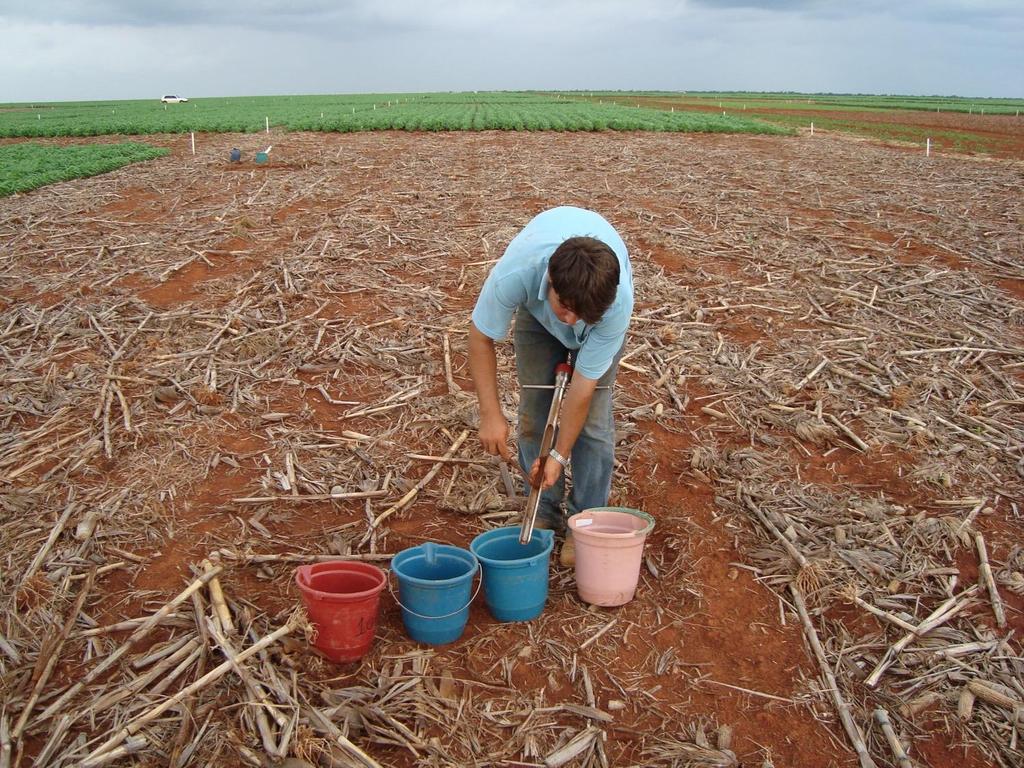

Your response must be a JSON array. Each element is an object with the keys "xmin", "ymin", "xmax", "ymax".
[
  {"xmin": 0, "ymin": 93, "xmax": 785, "ymax": 138},
  {"xmin": 0, "ymin": 142, "xmax": 169, "ymax": 197}
]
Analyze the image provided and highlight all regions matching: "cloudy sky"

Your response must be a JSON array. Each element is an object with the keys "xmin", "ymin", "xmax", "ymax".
[{"xmin": 1, "ymin": 1, "xmax": 1020, "ymax": 102}]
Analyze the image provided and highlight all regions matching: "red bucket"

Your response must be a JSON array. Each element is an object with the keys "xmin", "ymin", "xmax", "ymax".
[{"xmin": 295, "ymin": 561, "xmax": 387, "ymax": 662}]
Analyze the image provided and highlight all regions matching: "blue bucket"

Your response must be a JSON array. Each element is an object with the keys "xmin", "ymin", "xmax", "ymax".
[
  {"xmin": 470, "ymin": 527, "xmax": 554, "ymax": 622},
  {"xmin": 390, "ymin": 542, "xmax": 479, "ymax": 645}
]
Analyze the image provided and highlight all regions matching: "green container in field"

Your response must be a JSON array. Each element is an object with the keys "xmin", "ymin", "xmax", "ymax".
[{"xmin": 255, "ymin": 151, "xmax": 268, "ymax": 164}]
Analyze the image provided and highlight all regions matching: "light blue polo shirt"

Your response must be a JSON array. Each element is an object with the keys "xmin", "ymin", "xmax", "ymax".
[{"xmin": 472, "ymin": 207, "xmax": 633, "ymax": 380}]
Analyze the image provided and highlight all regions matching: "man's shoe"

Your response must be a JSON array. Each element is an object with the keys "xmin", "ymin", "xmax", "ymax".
[
  {"xmin": 559, "ymin": 531, "xmax": 576, "ymax": 567},
  {"xmin": 533, "ymin": 505, "xmax": 566, "ymax": 534}
]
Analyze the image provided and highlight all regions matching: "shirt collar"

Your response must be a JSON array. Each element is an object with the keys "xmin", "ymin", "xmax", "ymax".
[{"xmin": 538, "ymin": 263, "xmax": 549, "ymax": 302}]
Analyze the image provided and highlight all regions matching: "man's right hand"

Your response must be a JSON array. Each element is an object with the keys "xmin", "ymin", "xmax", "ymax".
[{"xmin": 478, "ymin": 413, "xmax": 511, "ymax": 461}]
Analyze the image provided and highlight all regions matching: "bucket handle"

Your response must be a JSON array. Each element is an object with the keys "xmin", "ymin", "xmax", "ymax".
[{"xmin": 386, "ymin": 569, "xmax": 482, "ymax": 621}]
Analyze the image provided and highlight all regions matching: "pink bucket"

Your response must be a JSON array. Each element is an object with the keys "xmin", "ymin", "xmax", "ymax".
[{"xmin": 567, "ymin": 507, "xmax": 655, "ymax": 607}]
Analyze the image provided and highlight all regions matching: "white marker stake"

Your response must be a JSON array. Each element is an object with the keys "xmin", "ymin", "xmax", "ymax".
[
  {"xmin": 810, "ymin": 122, "xmax": 814, "ymax": 136},
  {"xmin": 191, "ymin": 132, "xmax": 195, "ymax": 155},
  {"xmin": 265, "ymin": 116, "xmax": 269, "ymax": 133},
  {"xmin": 926, "ymin": 138, "xmax": 931, "ymax": 157}
]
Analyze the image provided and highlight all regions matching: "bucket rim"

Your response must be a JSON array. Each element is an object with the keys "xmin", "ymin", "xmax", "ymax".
[
  {"xmin": 568, "ymin": 507, "xmax": 655, "ymax": 537},
  {"xmin": 470, "ymin": 526, "xmax": 554, "ymax": 565},
  {"xmin": 295, "ymin": 561, "xmax": 387, "ymax": 601},
  {"xmin": 391, "ymin": 544, "xmax": 479, "ymax": 587}
]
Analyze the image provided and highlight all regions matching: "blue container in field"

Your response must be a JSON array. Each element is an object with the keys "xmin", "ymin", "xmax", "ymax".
[
  {"xmin": 390, "ymin": 542, "xmax": 478, "ymax": 645},
  {"xmin": 470, "ymin": 527, "xmax": 554, "ymax": 622},
  {"xmin": 229, "ymin": 147, "xmax": 241, "ymax": 162}
]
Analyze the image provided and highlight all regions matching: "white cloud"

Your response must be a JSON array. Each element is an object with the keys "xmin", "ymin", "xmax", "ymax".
[{"xmin": 0, "ymin": 1, "xmax": 1020, "ymax": 101}]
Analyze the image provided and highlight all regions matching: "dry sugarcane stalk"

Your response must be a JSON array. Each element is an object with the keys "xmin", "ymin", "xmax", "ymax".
[
  {"xmin": 275, "ymin": 708, "xmax": 299, "ymax": 760},
  {"xmin": 406, "ymin": 453, "xmax": 492, "ymax": 465},
  {"xmin": 130, "ymin": 634, "xmax": 193, "ymax": 670},
  {"xmin": 442, "ymin": 332, "xmax": 459, "ymax": 393},
  {"xmin": 371, "ymin": 429, "xmax": 469, "ymax": 528},
  {"xmin": 82, "ymin": 616, "xmax": 296, "ymax": 763},
  {"xmin": 873, "ymin": 709, "xmax": 913, "ymax": 768},
  {"xmin": 79, "ymin": 737, "xmax": 149, "ymax": 768},
  {"xmin": 1, "ymin": 712, "xmax": 10, "ymax": 768},
  {"xmin": 865, "ymin": 585, "xmax": 979, "ymax": 688},
  {"xmin": 74, "ymin": 506, "xmax": 103, "ymax": 542},
  {"xmin": 580, "ymin": 619, "xmax": 617, "ymax": 651},
  {"xmin": 967, "ymin": 681, "xmax": 1024, "ymax": 723},
  {"xmin": 544, "ymin": 726, "xmax": 602, "ymax": 768},
  {"xmin": 790, "ymin": 584, "xmax": 876, "ymax": 768},
  {"xmin": 958, "ymin": 687, "xmax": 976, "ymax": 720},
  {"xmin": 147, "ymin": 644, "xmax": 205, "ymax": 697},
  {"xmin": 825, "ymin": 413, "xmax": 869, "ymax": 452},
  {"xmin": 207, "ymin": 618, "xmax": 288, "ymax": 731},
  {"xmin": 19, "ymin": 502, "xmax": 77, "ymax": 588},
  {"xmin": 76, "ymin": 612, "xmax": 189, "ymax": 638},
  {"xmin": 846, "ymin": 592, "xmax": 918, "ymax": 633},
  {"xmin": 33, "ymin": 714, "xmax": 72, "ymax": 768},
  {"xmin": 794, "ymin": 358, "xmax": 829, "ymax": 391},
  {"xmin": 743, "ymin": 494, "xmax": 808, "ymax": 569},
  {"xmin": 92, "ymin": 638, "xmax": 202, "ymax": 714},
  {"xmin": 304, "ymin": 705, "xmax": 385, "ymax": 768},
  {"xmin": 33, "ymin": 566, "xmax": 223, "ymax": 725},
  {"xmin": 11, "ymin": 569, "xmax": 95, "ymax": 740},
  {"xmin": 898, "ymin": 692, "xmax": 944, "ymax": 720},
  {"xmin": 701, "ymin": 679, "xmax": 796, "ymax": 704},
  {"xmin": 974, "ymin": 534, "xmax": 1007, "ymax": 628},
  {"xmin": 202, "ymin": 558, "xmax": 234, "ymax": 635},
  {"xmin": 955, "ymin": 497, "xmax": 987, "ymax": 535},
  {"xmin": 232, "ymin": 489, "xmax": 388, "ymax": 503}
]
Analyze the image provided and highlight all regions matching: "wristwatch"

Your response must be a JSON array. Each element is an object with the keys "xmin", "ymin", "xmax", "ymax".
[{"xmin": 547, "ymin": 448, "xmax": 569, "ymax": 468}]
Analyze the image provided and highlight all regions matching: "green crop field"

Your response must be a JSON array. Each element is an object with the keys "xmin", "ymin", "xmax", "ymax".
[
  {"xmin": 0, "ymin": 92, "xmax": 787, "ymax": 138},
  {"xmin": 0, "ymin": 142, "xmax": 169, "ymax": 197}
]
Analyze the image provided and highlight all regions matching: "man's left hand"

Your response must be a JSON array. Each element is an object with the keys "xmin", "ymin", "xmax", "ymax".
[{"xmin": 528, "ymin": 456, "xmax": 562, "ymax": 491}]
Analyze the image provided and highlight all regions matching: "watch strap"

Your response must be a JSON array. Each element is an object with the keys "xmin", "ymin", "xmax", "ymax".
[{"xmin": 547, "ymin": 449, "xmax": 569, "ymax": 468}]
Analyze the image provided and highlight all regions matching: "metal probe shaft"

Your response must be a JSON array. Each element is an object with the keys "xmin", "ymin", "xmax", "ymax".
[{"xmin": 519, "ymin": 364, "xmax": 572, "ymax": 544}]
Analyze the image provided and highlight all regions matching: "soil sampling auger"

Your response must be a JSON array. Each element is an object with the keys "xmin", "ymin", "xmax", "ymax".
[{"xmin": 519, "ymin": 362, "xmax": 573, "ymax": 545}]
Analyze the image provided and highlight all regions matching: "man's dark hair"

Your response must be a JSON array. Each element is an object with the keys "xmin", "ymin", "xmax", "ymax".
[{"xmin": 548, "ymin": 237, "xmax": 620, "ymax": 325}]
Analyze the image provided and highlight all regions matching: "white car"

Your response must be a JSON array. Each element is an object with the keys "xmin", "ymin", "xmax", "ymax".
[{"xmin": 160, "ymin": 95, "xmax": 189, "ymax": 104}]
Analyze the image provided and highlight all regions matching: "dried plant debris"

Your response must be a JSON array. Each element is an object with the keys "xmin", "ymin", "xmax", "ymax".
[{"xmin": 1, "ymin": 130, "xmax": 1021, "ymax": 766}]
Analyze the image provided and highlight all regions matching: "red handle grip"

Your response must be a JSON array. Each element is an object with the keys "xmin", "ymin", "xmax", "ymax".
[{"xmin": 555, "ymin": 363, "xmax": 573, "ymax": 377}]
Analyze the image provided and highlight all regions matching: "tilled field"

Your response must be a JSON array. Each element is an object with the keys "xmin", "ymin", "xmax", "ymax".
[{"xmin": 1, "ymin": 129, "xmax": 1022, "ymax": 768}]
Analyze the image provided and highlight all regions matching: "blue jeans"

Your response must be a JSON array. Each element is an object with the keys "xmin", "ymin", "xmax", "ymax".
[{"xmin": 513, "ymin": 309, "xmax": 624, "ymax": 529}]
